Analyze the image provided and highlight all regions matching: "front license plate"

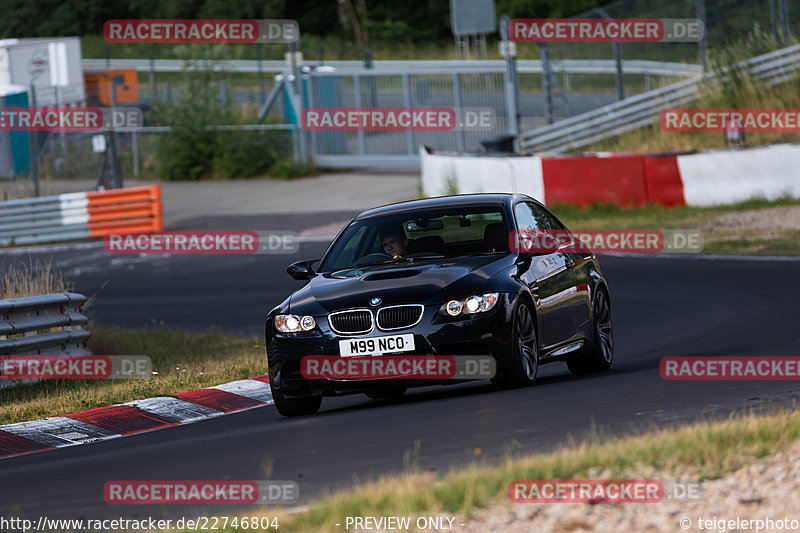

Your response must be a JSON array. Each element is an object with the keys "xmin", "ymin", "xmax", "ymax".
[{"xmin": 339, "ymin": 334, "xmax": 415, "ymax": 356}]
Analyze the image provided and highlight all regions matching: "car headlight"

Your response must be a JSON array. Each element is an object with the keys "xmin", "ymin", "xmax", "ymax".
[
  {"xmin": 439, "ymin": 293, "xmax": 499, "ymax": 317},
  {"xmin": 275, "ymin": 314, "xmax": 316, "ymax": 332},
  {"xmin": 445, "ymin": 300, "xmax": 463, "ymax": 316}
]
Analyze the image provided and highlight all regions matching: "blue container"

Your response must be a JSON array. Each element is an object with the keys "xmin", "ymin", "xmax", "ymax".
[
  {"xmin": 282, "ymin": 74, "xmax": 307, "ymax": 126},
  {"xmin": 0, "ymin": 85, "xmax": 31, "ymax": 177},
  {"xmin": 283, "ymin": 69, "xmax": 345, "ymax": 154},
  {"xmin": 315, "ymin": 74, "xmax": 344, "ymax": 154}
]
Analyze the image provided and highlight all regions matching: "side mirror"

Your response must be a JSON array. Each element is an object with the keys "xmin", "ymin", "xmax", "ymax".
[{"xmin": 287, "ymin": 259, "xmax": 319, "ymax": 280}]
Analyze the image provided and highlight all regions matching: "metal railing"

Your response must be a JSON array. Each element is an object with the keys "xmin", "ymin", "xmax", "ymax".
[
  {"xmin": 0, "ymin": 293, "xmax": 90, "ymax": 356},
  {"xmin": 517, "ymin": 44, "xmax": 800, "ymax": 154},
  {"xmin": 0, "ymin": 193, "xmax": 94, "ymax": 246},
  {"xmin": 304, "ymin": 68, "xmax": 512, "ymax": 167},
  {"xmin": 0, "ymin": 186, "xmax": 163, "ymax": 246},
  {"xmin": 82, "ymin": 58, "xmax": 702, "ymax": 77}
]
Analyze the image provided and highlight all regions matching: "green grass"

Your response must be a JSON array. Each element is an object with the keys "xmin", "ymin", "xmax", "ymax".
[
  {"xmin": 584, "ymin": 30, "xmax": 800, "ymax": 153},
  {"xmin": 548, "ymin": 198, "xmax": 800, "ymax": 255},
  {"xmin": 549, "ymin": 197, "xmax": 800, "ymax": 225},
  {"xmin": 178, "ymin": 405, "xmax": 800, "ymax": 532},
  {"xmin": 0, "ymin": 326, "xmax": 265, "ymax": 425}
]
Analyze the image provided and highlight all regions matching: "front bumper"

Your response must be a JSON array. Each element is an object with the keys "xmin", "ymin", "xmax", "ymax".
[{"xmin": 266, "ymin": 296, "xmax": 514, "ymax": 397}]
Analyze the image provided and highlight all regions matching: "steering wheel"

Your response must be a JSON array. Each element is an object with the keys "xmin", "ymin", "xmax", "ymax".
[{"xmin": 355, "ymin": 252, "xmax": 393, "ymax": 265}]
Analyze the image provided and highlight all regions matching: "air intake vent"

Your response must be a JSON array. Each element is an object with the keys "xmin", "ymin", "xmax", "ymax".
[
  {"xmin": 376, "ymin": 304, "xmax": 424, "ymax": 331},
  {"xmin": 328, "ymin": 309, "xmax": 373, "ymax": 335}
]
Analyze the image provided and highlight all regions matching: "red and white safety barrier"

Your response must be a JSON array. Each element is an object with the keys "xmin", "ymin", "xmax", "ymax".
[{"xmin": 420, "ymin": 143, "xmax": 800, "ymax": 207}]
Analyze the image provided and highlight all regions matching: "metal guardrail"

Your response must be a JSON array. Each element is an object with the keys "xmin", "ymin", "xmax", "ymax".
[
  {"xmin": 0, "ymin": 193, "xmax": 92, "ymax": 246},
  {"xmin": 517, "ymin": 44, "xmax": 800, "ymax": 154},
  {"xmin": 0, "ymin": 186, "xmax": 163, "ymax": 246},
  {"xmin": 0, "ymin": 293, "xmax": 90, "ymax": 356},
  {"xmin": 82, "ymin": 58, "xmax": 701, "ymax": 77}
]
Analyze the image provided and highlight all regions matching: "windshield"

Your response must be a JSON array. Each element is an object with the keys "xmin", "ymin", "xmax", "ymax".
[{"xmin": 319, "ymin": 205, "xmax": 509, "ymax": 272}]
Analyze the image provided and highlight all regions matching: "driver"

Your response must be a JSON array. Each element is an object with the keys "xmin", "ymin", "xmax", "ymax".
[{"xmin": 380, "ymin": 226, "xmax": 409, "ymax": 259}]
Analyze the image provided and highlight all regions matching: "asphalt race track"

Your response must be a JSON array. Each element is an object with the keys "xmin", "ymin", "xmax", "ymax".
[{"xmin": 2, "ymin": 230, "xmax": 800, "ymax": 520}]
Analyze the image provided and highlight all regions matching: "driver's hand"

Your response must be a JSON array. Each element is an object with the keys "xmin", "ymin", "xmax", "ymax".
[{"xmin": 392, "ymin": 254, "xmax": 403, "ymax": 259}]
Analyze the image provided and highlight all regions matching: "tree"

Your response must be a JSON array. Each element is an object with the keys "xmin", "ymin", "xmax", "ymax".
[{"xmin": 337, "ymin": 0, "xmax": 369, "ymax": 47}]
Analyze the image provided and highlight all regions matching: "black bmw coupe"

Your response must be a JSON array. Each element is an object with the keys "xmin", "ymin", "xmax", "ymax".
[{"xmin": 266, "ymin": 194, "xmax": 613, "ymax": 416}]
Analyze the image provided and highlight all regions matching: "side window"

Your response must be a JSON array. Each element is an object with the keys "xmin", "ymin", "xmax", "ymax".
[
  {"xmin": 514, "ymin": 202, "xmax": 549, "ymax": 231},
  {"xmin": 328, "ymin": 224, "xmax": 373, "ymax": 269},
  {"xmin": 530, "ymin": 203, "xmax": 566, "ymax": 230}
]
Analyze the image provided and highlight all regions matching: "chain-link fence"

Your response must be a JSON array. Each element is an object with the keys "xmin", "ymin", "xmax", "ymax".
[
  {"xmin": 306, "ymin": 70, "xmax": 511, "ymax": 158},
  {"xmin": 535, "ymin": 0, "xmax": 798, "ymax": 113},
  {"xmin": 31, "ymin": 126, "xmax": 296, "ymax": 183},
  {"xmin": 7, "ymin": 0, "xmax": 795, "ymax": 178}
]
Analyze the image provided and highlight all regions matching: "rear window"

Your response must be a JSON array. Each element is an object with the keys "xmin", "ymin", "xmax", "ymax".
[{"xmin": 399, "ymin": 211, "xmax": 504, "ymax": 244}]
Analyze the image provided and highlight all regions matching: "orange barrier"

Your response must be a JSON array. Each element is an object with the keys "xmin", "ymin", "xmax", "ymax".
[
  {"xmin": 86, "ymin": 185, "xmax": 163, "ymax": 238},
  {"xmin": 86, "ymin": 185, "xmax": 162, "ymax": 206}
]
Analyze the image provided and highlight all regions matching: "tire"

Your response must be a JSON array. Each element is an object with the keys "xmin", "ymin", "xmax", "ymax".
[
  {"xmin": 492, "ymin": 301, "xmax": 538, "ymax": 388},
  {"xmin": 270, "ymin": 381, "xmax": 322, "ymax": 417},
  {"xmin": 365, "ymin": 386, "xmax": 407, "ymax": 400},
  {"xmin": 567, "ymin": 287, "xmax": 614, "ymax": 375}
]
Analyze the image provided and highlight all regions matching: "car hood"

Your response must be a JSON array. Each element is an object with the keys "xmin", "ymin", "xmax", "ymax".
[{"xmin": 289, "ymin": 255, "xmax": 514, "ymax": 314}]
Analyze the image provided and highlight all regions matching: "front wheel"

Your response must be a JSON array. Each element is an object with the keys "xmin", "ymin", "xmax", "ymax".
[
  {"xmin": 270, "ymin": 381, "xmax": 322, "ymax": 416},
  {"xmin": 567, "ymin": 288, "xmax": 614, "ymax": 375},
  {"xmin": 492, "ymin": 301, "xmax": 538, "ymax": 388}
]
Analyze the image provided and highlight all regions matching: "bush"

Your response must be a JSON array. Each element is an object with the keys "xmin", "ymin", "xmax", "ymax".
[
  {"xmin": 707, "ymin": 23, "xmax": 784, "ymax": 107},
  {"xmin": 153, "ymin": 50, "xmax": 295, "ymax": 181},
  {"xmin": 155, "ymin": 100, "xmax": 220, "ymax": 181},
  {"xmin": 213, "ymin": 129, "xmax": 293, "ymax": 179},
  {"xmin": 267, "ymin": 158, "xmax": 316, "ymax": 179}
]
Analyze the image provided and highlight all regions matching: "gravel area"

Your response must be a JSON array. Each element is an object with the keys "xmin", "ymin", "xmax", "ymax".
[
  {"xmin": 446, "ymin": 442, "xmax": 800, "ymax": 533},
  {"xmin": 701, "ymin": 205, "xmax": 800, "ymax": 233}
]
